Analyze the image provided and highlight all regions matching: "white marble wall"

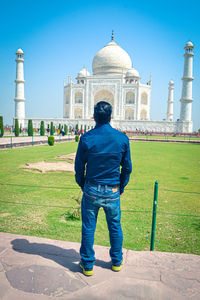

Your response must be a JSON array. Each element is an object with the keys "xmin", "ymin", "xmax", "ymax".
[
  {"xmin": 23, "ymin": 118, "xmax": 193, "ymax": 133},
  {"xmin": 63, "ymin": 74, "xmax": 151, "ymax": 122}
]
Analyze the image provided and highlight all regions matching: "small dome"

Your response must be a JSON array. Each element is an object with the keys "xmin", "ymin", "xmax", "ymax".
[
  {"xmin": 77, "ymin": 68, "xmax": 90, "ymax": 78},
  {"xmin": 126, "ymin": 68, "xmax": 140, "ymax": 78},
  {"xmin": 16, "ymin": 48, "xmax": 24, "ymax": 54},
  {"xmin": 92, "ymin": 40, "xmax": 132, "ymax": 75},
  {"xmin": 185, "ymin": 41, "xmax": 194, "ymax": 49},
  {"xmin": 169, "ymin": 80, "xmax": 174, "ymax": 85}
]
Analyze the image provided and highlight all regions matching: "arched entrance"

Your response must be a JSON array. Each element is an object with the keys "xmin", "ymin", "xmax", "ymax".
[{"xmin": 94, "ymin": 89, "xmax": 114, "ymax": 118}]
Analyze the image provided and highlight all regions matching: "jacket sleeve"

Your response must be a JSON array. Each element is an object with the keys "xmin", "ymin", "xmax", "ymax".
[
  {"xmin": 74, "ymin": 136, "xmax": 88, "ymax": 190},
  {"xmin": 120, "ymin": 138, "xmax": 132, "ymax": 194}
]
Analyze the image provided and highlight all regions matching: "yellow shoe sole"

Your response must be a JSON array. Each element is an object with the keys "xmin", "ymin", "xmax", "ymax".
[
  {"xmin": 80, "ymin": 263, "xmax": 94, "ymax": 276},
  {"xmin": 112, "ymin": 260, "xmax": 123, "ymax": 272}
]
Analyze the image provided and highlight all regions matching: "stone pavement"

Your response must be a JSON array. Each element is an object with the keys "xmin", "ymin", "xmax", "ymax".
[
  {"xmin": 0, "ymin": 233, "xmax": 199, "ymax": 300},
  {"xmin": 0, "ymin": 136, "xmax": 74, "ymax": 149}
]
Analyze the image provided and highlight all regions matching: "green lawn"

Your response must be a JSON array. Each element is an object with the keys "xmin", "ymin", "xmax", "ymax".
[
  {"xmin": 129, "ymin": 135, "xmax": 200, "ymax": 141},
  {"xmin": 0, "ymin": 141, "xmax": 199, "ymax": 254}
]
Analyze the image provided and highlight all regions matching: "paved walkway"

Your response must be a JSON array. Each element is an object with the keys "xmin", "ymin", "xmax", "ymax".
[
  {"xmin": 0, "ymin": 136, "xmax": 74, "ymax": 149},
  {"xmin": 0, "ymin": 233, "xmax": 199, "ymax": 299}
]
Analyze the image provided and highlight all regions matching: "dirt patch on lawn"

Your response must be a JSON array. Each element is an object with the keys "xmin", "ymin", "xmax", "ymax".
[
  {"xmin": 0, "ymin": 213, "xmax": 12, "ymax": 217},
  {"xmin": 25, "ymin": 153, "xmax": 76, "ymax": 173},
  {"xmin": 56, "ymin": 153, "xmax": 76, "ymax": 161},
  {"xmin": 26, "ymin": 161, "xmax": 75, "ymax": 173}
]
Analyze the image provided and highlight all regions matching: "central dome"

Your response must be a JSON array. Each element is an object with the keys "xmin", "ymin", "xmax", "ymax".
[{"xmin": 92, "ymin": 40, "xmax": 132, "ymax": 75}]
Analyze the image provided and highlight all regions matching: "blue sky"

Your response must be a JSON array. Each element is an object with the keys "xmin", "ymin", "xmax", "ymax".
[{"xmin": 0, "ymin": 0, "xmax": 199, "ymax": 130}]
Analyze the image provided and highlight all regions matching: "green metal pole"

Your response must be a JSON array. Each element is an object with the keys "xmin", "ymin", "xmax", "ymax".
[
  {"xmin": 150, "ymin": 181, "xmax": 158, "ymax": 251},
  {"xmin": 11, "ymin": 136, "xmax": 12, "ymax": 149}
]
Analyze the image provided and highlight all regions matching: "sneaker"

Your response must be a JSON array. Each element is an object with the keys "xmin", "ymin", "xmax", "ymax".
[
  {"xmin": 111, "ymin": 260, "xmax": 123, "ymax": 272},
  {"xmin": 80, "ymin": 263, "xmax": 94, "ymax": 276}
]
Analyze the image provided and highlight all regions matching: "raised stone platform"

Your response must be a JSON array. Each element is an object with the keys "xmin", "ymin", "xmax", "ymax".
[{"xmin": 0, "ymin": 232, "xmax": 199, "ymax": 299}]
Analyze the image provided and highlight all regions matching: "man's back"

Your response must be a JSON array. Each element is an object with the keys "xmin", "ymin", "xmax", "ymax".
[{"xmin": 75, "ymin": 123, "xmax": 132, "ymax": 194}]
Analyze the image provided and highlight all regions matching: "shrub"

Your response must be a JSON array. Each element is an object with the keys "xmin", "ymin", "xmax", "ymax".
[
  {"xmin": 123, "ymin": 131, "xmax": 127, "ymax": 135},
  {"xmin": 64, "ymin": 191, "xmax": 81, "ymax": 220},
  {"xmin": 40, "ymin": 121, "xmax": 45, "ymax": 136},
  {"xmin": 48, "ymin": 136, "xmax": 55, "ymax": 146},
  {"xmin": 84, "ymin": 125, "xmax": 86, "ymax": 133},
  {"xmin": 15, "ymin": 118, "xmax": 19, "ymax": 137},
  {"xmin": 64, "ymin": 124, "xmax": 68, "ymax": 135},
  {"xmin": 0, "ymin": 116, "xmax": 4, "ymax": 137},
  {"xmin": 75, "ymin": 124, "xmax": 78, "ymax": 130},
  {"xmin": 75, "ymin": 135, "xmax": 79, "ymax": 142},
  {"xmin": 50, "ymin": 122, "xmax": 54, "ymax": 136},
  {"xmin": 28, "ymin": 119, "xmax": 33, "ymax": 136}
]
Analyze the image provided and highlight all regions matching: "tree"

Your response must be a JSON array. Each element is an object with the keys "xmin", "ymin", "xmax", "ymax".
[
  {"xmin": 28, "ymin": 119, "xmax": 33, "ymax": 136},
  {"xmin": 76, "ymin": 124, "xmax": 79, "ymax": 131},
  {"xmin": 84, "ymin": 125, "xmax": 87, "ymax": 133},
  {"xmin": 20, "ymin": 123, "xmax": 22, "ymax": 134},
  {"xmin": 0, "ymin": 116, "xmax": 4, "ymax": 137},
  {"xmin": 40, "ymin": 121, "xmax": 45, "ymax": 136},
  {"xmin": 50, "ymin": 122, "xmax": 54, "ymax": 136},
  {"xmin": 15, "ymin": 118, "xmax": 19, "ymax": 137},
  {"xmin": 64, "ymin": 124, "xmax": 68, "ymax": 135}
]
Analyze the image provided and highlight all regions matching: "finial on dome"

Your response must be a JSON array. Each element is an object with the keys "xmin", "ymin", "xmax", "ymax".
[{"xmin": 111, "ymin": 30, "xmax": 114, "ymax": 41}]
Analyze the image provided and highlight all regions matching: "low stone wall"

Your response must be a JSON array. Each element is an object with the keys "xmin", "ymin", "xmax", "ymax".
[
  {"xmin": 0, "ymin": 136, "xmax": 75, "ymax": 149},
  {"xmin": 21, "ymin": 118, "xmax": 193, "ymax": 133}
]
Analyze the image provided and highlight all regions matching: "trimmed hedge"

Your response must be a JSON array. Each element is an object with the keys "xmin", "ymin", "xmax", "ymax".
[
  {"xmin": 40, "ymin": 121, "xmax": 45, "ymax": 136},
  {"xmin": 64, "ymin": 124, "xmax": 68, "ymax": 135},
  {"xmin": 50, "ymin": 122, "xmax": 54, "ymax": 136},
  {"xmin": 28, "ymin": 119, "xmax": 33, "ymax": 136},
  {"xmin": 75, "ymin": 135, "xmax": 79, "ymax": 142},
  {"xmin": 48, "ymin": 136, "xmax": 55, "ymax": 146},
  {"xmin": 15, "ymin": 118, "xmax": 19, "ymax": 137},
  {"xmin": 0, "ymin": 116, "xmax": 4, "ymax": 137}
]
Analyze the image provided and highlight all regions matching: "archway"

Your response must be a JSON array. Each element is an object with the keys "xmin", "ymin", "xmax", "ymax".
[
  {"xmin": 125, "ymin": 108, "xmax": 134, "ymax": 120},
  {"xmin": 75, "ymin": 92, "xmax": 83, "ymax": 104},
  {"xmin": 126, "ymin": 91, "xmax": 135, "ymax": 104},
  {"xmin": 74, "ymin": 107, "xmax": 82, "ymax": 119},
  {"xmin": 141, "ymin": 92, "xmax": 148, "ymax": 105},
  {"xmin": 140, "ymin": 109, "xmax": 147, "ymax": 120}
]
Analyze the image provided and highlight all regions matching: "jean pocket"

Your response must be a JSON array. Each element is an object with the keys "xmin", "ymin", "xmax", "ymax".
[{"xmin": 84, "ymin": 192, "xmax": 97, "ymax": 200}]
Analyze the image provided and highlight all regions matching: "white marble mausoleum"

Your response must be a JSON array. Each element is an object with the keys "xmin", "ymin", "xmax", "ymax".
[{"xmin": 14, "ymin": 36, "xmax": 195, "ymax": 133}]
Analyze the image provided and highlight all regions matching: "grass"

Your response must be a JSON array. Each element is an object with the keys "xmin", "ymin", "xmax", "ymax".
[
  {"xmin": 129, "ymin": 135, "xmax": 200, "ymax": 141},
  {"xmin": 0, "ymin": 141, "xmax": 199, "ymax": 254}
]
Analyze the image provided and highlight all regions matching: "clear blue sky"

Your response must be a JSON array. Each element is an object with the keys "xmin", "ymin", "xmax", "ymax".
[{"xmin": 0, "ymin": 0, "xmax": 199, "ymax": 130}]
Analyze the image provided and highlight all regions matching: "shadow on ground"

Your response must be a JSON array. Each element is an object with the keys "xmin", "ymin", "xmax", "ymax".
[{"xmin": 11, "ymin": 239, "xmax": 111, "ymax": 272}]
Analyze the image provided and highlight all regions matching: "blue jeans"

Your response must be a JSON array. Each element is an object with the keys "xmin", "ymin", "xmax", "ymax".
[{"xmin": 80, "ymin": 183, "xmax": 123, "ymax": 270}]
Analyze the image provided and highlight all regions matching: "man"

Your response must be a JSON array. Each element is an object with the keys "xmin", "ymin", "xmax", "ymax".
[{"xmin": 75, "ymin": 101, "xmax": 132, "ymax": 276}]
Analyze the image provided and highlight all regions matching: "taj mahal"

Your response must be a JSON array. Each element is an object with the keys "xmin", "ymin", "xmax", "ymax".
[{"xmin": 14, "ymin": 34, "xmax": 195, "ymax": 133}]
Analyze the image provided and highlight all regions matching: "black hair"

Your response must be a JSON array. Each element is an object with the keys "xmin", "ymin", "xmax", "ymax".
[{"xmin": 94, "ymin": 101, "xmax": 112, "ymax": 124}]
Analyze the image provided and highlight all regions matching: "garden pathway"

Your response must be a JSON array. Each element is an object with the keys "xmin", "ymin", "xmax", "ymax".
[{"xmin": 0, "ymin": 232, "xmax": 199, "ymax": 299}]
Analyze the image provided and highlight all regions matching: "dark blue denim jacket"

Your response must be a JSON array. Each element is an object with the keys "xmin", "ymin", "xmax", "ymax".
[{"xmin": 75, "ymin": 123, "xmax": 132, "ymax": 194}]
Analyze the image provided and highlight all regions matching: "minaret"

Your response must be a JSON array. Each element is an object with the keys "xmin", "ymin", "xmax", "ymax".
[
  {"xmin": 179, "ymin": 41, "xmax": 194, "ymax": 121},
  {"xmin": 167, "ymin": 80, "xmax": 174, "ymax": 121},
  {"xmin": 14, "ymin": 48, "xmax": 25, "ymax": 127}
]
